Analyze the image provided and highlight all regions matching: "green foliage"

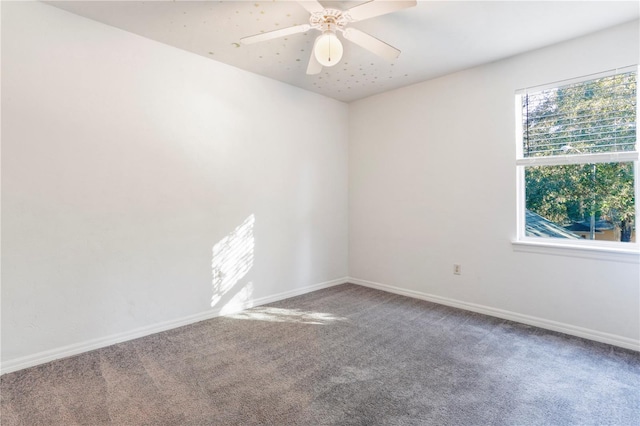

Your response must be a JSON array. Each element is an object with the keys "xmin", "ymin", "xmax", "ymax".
[{"xmin": 523, "ymin": 72, "xmax": 636, "ymax": 241}]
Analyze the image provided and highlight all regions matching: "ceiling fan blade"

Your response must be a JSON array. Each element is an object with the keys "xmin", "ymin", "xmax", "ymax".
[
  {"xmin": 306, "ymin": 37, "xmax": 323, "ymax": 75},
  {"xmin": 347, "ymin": 0, "xmax": 417, "ymax": 22},
  {"xmin": 343, "ymin": 28, "xmax": 400, "ymax": 61},
  {"xmin": 297, "ymin": 1, "xmax": 325, "ymax": 14},
  {"xmin": 306, "ymin": 53, "xmax": 323, "ymax": 75},
  {"xmin": 240, "ymin": 24, "xmax": 311, "ymax": 45}
]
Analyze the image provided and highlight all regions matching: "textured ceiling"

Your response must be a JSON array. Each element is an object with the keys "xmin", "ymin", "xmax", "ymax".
[{"xmin": 47, "ymin": 1, "xmax": 639, "ymax": 103}]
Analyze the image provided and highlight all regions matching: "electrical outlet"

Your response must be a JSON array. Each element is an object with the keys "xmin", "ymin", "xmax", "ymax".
[{"xmin": 453, "ymin": 264, "xmax": 461, "ymax": 275}]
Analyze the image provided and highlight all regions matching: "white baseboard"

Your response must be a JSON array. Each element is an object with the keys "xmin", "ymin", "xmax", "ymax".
[
  {"xmin": 0, "ymin": 277, "xmax": 348, "ymax": 375},
  {"xmin": 348, "ymin": 277, "xmax": 640, "ymax": 352},
  {"xmin": 5, "ymin": 276, "xmax": 635, "ymax": 375}
]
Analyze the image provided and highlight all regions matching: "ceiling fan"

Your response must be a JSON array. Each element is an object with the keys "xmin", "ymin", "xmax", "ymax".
[{"xmin": 240, "ymin": 1, "xmax": 417, "ymax": 75}]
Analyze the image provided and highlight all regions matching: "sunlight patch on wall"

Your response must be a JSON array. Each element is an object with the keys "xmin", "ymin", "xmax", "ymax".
[
  {"xmin": 227, "ymin": 307, "xmax": 347, "ymax": 325},
  {"xmin": 211, "ymin": 214, "xmax": 255, "ymax": 308},
  {"xmin": 219, "ymin": 282, "xmax": 254, "ymax": 316}
]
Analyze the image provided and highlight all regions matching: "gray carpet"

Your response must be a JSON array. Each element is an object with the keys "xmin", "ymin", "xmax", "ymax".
[{"xmin": 1, "ymin": 283, "xmax": 639, "ymax": 425}]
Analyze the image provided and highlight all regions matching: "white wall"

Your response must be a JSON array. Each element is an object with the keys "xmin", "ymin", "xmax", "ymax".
[
  {"xmin": 1, "ymin": 1, "xmax": 348, "ymax": 368},
  {"xmin": 349, "ymin": 20, "xmax": 640, "ymax": 347}
]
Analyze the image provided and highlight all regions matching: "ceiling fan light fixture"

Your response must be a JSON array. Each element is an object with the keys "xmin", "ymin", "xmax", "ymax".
[{"xmin": 314, "ymin": 31, "xmax": 343, "ymax": 67}]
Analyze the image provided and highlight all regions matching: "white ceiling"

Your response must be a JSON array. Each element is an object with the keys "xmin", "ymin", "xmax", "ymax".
[{"xmin": 47, "ymin": 1, "xmax": 639, "ymax": 103}]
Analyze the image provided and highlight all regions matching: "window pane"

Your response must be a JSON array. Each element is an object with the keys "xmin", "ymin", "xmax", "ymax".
[
  {"xmin": 522, "ymin": 72, "xmax": 636, "ymax": 157},
  {"xmin": 525, "ymin": 162, "xmax": 636, "ymax": 243}
]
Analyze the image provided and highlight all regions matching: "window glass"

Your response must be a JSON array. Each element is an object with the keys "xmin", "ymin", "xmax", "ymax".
[
  {"xmin": 522, "ymin": 71, "xmax": 636, "ymax": 157},
  {"xmin": 525, "ymin": 162, "xmax": 636, "ymax": 242}
]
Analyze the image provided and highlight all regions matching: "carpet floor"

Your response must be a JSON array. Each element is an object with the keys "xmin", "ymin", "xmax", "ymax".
[{"xmin": 1, "ymin": 283, "xmax": 639, "ymax": 425}]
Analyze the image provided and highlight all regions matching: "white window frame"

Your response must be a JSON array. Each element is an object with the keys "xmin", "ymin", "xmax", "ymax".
[{"xmin": 513, "ymin": 66, "xmax": 640, "ymax": 262}]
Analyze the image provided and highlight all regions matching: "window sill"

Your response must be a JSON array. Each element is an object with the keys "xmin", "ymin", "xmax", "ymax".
[{"xmin": 512, "ymin": 240, "xmax": 640, "ymax": 263}]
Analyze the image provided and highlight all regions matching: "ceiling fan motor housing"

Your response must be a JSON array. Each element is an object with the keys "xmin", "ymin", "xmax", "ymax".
[{"xmin": 310, "ymin": 9, "xmax": 352, "ymax": 33}]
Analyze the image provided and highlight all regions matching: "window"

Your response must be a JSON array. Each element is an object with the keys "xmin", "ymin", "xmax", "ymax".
[{"xmin": 515, "ymin": 66, "xmax": 638, "ymax": 251}]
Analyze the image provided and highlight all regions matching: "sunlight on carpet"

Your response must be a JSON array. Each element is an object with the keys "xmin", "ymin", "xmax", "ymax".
[{"xmin": 226, "ymin": 306, "xmax": 347, "ymax": 325}]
